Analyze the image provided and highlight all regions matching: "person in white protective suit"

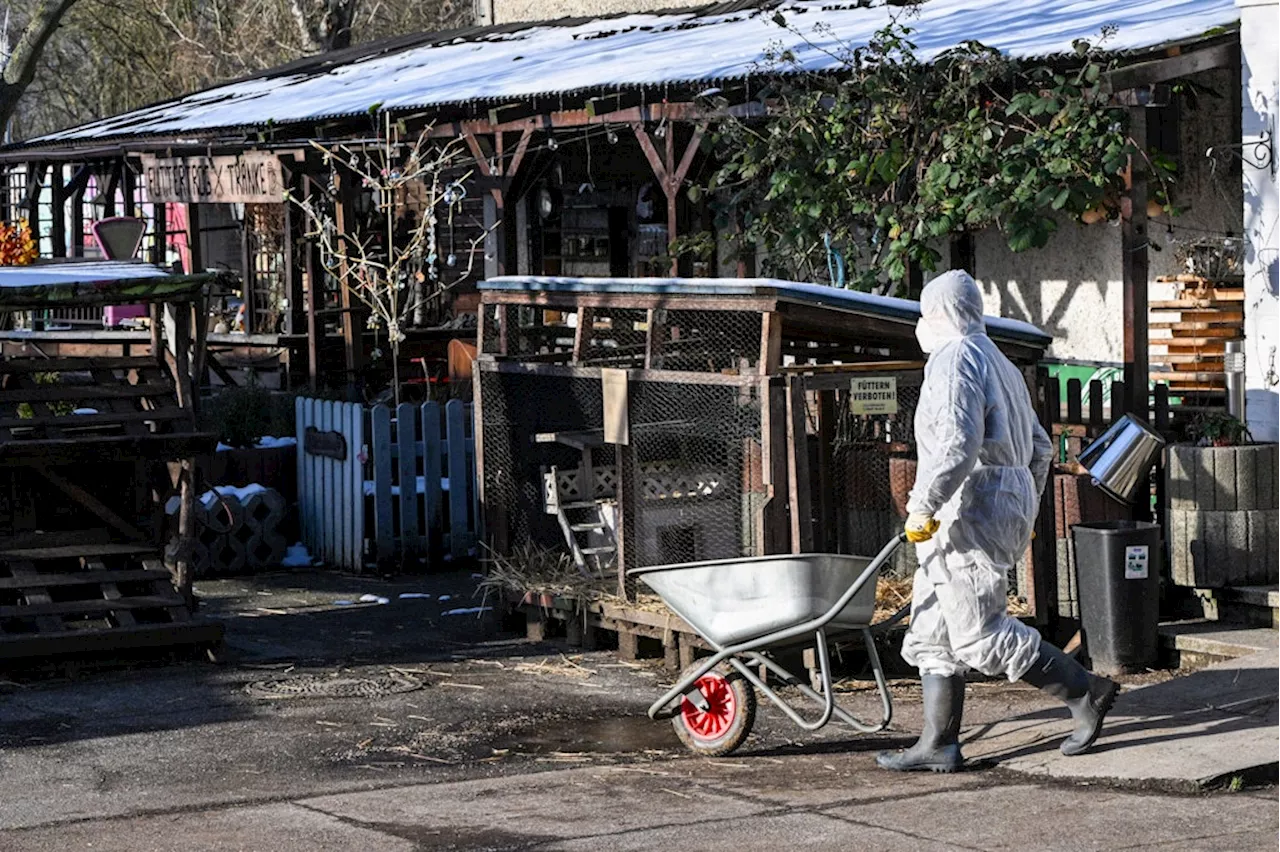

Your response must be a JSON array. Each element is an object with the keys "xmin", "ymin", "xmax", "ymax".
[{"xmin": 877, "ymin": 270, "xmax": 1119, "ymax": 773}]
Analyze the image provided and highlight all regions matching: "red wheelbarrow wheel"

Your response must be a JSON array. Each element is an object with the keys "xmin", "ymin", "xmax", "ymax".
[{"xmin": 671, "ymin": 662, "xmax": 756, "ymax": 757}]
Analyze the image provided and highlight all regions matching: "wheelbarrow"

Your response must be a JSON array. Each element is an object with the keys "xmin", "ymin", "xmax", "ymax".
[{"xmin": 629, "ymin": 533, "xmax": 905, "ymax": 756}]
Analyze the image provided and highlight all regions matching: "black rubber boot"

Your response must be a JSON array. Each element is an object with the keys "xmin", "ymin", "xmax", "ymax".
[
  {"xmin": 876, "ymin": 674, "xmax": 965, "ymax": 772},
  {"xmin": 1020, "ymin": 640, "xmax": 1120, "ymax": 756}
]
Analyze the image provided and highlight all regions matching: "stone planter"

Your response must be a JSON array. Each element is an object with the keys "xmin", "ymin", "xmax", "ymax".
[{"xmin": 1166, "ymin": 443, "xmax": 1278, "ymax": 588}]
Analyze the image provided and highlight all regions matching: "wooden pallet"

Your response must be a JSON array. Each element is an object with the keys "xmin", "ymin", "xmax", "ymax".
[
  {"xmin": 512, "ymin": 591, "xmax": 709, "ymax": 671},
  {"xmin": 0, "ymin": 548, "xmax": 222, "ymax": 660}
]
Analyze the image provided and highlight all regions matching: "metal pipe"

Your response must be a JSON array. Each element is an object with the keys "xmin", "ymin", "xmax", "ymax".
[{"xmin": 1225, "ymin": 339, "xmax": 1246, "ymax": 421}]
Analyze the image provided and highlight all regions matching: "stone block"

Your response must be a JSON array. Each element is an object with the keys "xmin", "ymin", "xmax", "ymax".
[{"xmin": 1249, "ymin": 506, "xmax": 1269, "ymax": 588}]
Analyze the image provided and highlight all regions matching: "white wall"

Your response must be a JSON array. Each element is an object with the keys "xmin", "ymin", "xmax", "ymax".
[{"xmin": 1239, "ymin": 0, "xmax": 1279, "ymax": 441}]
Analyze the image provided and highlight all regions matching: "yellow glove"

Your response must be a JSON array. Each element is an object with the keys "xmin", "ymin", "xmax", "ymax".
[{"xmin": 905, "ymin": 512, "xmax": 940, "ymax": 543}]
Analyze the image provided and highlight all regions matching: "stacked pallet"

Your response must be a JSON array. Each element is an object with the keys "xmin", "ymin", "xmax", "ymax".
[
  {"xmin": 1149, "ymin": 275, "xmax": 1244, "ymax": 407},
  {"xmin": 0, "ymin": 547, "xmax": 223, "ymax": 660}
]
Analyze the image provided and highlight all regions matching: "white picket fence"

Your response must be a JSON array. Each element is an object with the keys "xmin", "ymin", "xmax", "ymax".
[{"xmin": 296, "ymin": 398, "xmax": 477, "ymax": 571}]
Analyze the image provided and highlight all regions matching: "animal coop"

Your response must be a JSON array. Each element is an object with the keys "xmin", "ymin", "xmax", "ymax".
[{"xmin": 474, "ymin": 278, "xmax": 1052, "ymax": 613}]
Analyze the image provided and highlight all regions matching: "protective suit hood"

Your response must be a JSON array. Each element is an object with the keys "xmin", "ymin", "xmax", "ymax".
[{"xmin": 915, "ymin": 270, "xmax": 986, "ymax": 353}]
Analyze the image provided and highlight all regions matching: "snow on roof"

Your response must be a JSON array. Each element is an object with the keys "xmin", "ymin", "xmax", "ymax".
[
  {"xmin": 0, "ymin": 261, "xmax": 222, "ymax": 308},
  {"xmin": 0, "ymin": 261, "xmax": 170, "ymax": 288},
  {"xmin": 481, "ymin": 275, "xmax": 1053, "ymax": 347},
  {"xmin": 26, "ymin": 0, "xmax": 1237, "ymax": 145}
]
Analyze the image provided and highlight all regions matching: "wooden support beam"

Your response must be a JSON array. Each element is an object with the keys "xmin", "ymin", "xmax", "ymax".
[
  {"xmin": 785, "ymin": 376, "xmax": 814, "ymax": 553},
  {"xmin": 35, "ymin": 465, "xmax": 148, "ymax": 542},
  {"xmin": 1122, "ymin": 108, "xmax": 1150, "ymax": 423},
  {"xmin": 332, "ymin": 171, "xmax": 363, "ymax": 390},
  {"xmin": 151, "ymin": 202, "xmax": 167, "ymax": 267},
  {"xmin": 632, "ymin": 122, "xmax": 706, "ymax": 275},
  {"xmin": 49, "ymin": 165, "xmax": 66, "ymax": 258},
  {"xmin": 1107, "ymin": 41, "xmax": 1237, "ymax": 91},
  {"xmin": 187, "ymin": 203, "xmax": 204, "ymax": 273}
]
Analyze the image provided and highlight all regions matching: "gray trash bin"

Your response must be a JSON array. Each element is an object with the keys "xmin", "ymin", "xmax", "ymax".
[{"xmin": 1070, "ymin": 520, "xmax": 1162, "ymax": 676}]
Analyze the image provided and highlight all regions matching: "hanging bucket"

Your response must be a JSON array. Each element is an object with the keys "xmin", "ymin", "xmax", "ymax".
[{"xmin": 1077, "ymin": 414, "xmax": 1166, "ymax": 504}]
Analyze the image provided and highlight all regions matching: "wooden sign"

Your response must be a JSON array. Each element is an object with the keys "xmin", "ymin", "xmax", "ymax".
[
  {"xmin": 140, "ymin": 152, "xmax": 284, "ymax": 204},
  {"xmin": 304, "ymin": 426, "xmax": 347, "ymax": 461}
]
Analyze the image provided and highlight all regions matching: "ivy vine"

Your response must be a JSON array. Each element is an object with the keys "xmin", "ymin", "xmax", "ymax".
[{"xmin": 696, "ymin": 19, "xmax": 1178, "ymax": 293}]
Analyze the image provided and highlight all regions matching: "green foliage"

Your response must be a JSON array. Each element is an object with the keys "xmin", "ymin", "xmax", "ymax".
[
  {"xmin": 18, "ymin": 371, "xmax": 74, "ymax": 419},
  {"xmin": 702, "ymin": 22, "xmax": 1178, "ymax": 293},
  {"xmin": 201, "ymin": 383, "xmax": 299, "ymax": 449}
]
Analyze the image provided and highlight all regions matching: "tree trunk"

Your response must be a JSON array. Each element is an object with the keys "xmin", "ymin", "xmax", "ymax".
[
  {"xmin": 288, "ymin": 0, "xmax": 359, "ymax": 54},
  {"xmin": 0, "ymin": 0, "xmax": 80, "ymax": 133}
]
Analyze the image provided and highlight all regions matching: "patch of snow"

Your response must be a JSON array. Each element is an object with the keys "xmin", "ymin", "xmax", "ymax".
[
  {"xmin": 199, "ymin": 483, "xmax": 270, "ymax": 508},
  {"xmin": 363, "ymin": 475, "xmax": 452, "ymax": 497},
  {"xmin": 333, "ymin": 600, "xmax": 355, "ymax": 606},
  {"xmin": 72, "ymin": 408, "xmax": 98, "ymax": 415},
  {"xmin": 359, "ymin": 594, "xmax": 390, "ymax": 605},
  {"xmin": 217, "ymin": 436, "xmax": 298, "ymax": 452},
  {"xmin": 281, "ymin": 543, "xmax": 314, "ymax": 568},
  {"xmin": 398, "ymin": 592, "xmax": 433, "ymax": 599},
  {"xmin": 441, "ymin": 606, "xmax": 492, "ymax": 616},
  {"xmin": 438, "ymin": 595, "xmax": 452, "ymax": 602}
]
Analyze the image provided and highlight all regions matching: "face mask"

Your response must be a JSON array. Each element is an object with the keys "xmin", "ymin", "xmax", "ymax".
[{"xmin": 915, "ymin": 316, "xmax": 945, "ymax": 354}]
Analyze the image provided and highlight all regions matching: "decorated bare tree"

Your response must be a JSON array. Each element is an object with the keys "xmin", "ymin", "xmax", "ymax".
[{"xmin": 287, "ymin": 113, "xmax": 486, "ymax": 404}]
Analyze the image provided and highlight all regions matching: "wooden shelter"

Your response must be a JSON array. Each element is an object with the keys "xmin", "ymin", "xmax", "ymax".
[
  {"xmin": 0, "ymin": 261, "xmax": 228, "ymax": 660},
  {"xmin": 474, "ymin": 277, "xmax": 1055, "ymax": 617},
  {"xmin": 0, "ymin": 0, "xmax": 1242, "ymax": 403}
]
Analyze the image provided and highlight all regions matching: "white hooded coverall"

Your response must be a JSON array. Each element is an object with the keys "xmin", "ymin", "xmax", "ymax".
[{"xmin": 899, "ymin": 271, "xmax": 1053, "ymax": 681}]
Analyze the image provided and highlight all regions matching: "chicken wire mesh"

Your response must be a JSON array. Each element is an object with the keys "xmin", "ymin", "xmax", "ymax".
[
  {"xmin": 479, "ymin": 368, "xmax": 766, "ymax": 574},
  {"xmin": 479, "ymin": 304, "xmax": 762, "ymax": 373}
]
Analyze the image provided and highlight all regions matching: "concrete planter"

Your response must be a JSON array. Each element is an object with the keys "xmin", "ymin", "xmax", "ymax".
[{"xmin": 1166, "ymin": 443, "xmax": 1278, "ymax": 587}]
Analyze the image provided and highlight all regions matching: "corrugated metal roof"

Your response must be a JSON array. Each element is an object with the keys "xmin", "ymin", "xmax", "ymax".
[
  {"xmin": 19, "ymin": 0, "xmax": 1239, "ymax": 147},
  {"xmin": 482, "ymin": 275, "xmax": 1053, "ymax": 348}
]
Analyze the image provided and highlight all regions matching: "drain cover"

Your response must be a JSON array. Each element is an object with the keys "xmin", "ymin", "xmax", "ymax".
[{"xmin": 246, "ymin": 670, "xmax": 424, "ymax": 700}]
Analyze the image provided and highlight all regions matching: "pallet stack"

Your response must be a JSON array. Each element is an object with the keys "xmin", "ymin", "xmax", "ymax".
[
  {"xmin": 0, "ymin": 547, "xmax": 223, "ymax": 660},
  {"xmin": 1149, "ymin": 274, "xmax": 1244, "ymax": 416}
]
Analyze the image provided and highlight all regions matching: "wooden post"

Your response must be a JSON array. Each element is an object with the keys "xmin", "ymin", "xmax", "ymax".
[
  {"xmin": 50, "ymin": 165, "xmax": 66, "ymax": 258},
  {"xmin": 24, "ymin": 161, "xmax": 46, "ymax": 239},
  {"xmin": 763, "ymin": 380, "xmax": 790, "ymax": 554},
  {"xmin": 187, "ymin": 203, "xmax": 204, "ymax": 272},
  {"xmin": 240, "ymin": 206, "xmax": 256, "ymax": 336},
  {"xmin": 151, "ymin": 202, "xmax": 168, "ymax": 267},
  {"xmin": 303, "ymin": 173, "xmax": 323, "ymax": 391},
  {"xmin": 122, "ymin": 162, "xmax": 138, "ymax": 218},
  {"xmin": 1029, "ymin": 365, "xmax": 1054, "ymax": 624},
  {"xmin": 71, "ymin": 181, "xmax": 86, "ymax": 258},
  {"xmin": 171, "ymin": 303, "xmax": 197, "ymax": 608},
  {"xmin": 785, "ymin": 375, "xmax": 814, "ymax": 553},
  {"xmin": 282, "ymin": 169, "xmax": 307, "ymax": 338},
  {"xmin": 333, "ymin": 171, "xmax": 363, "ymax": 393},
  {"xmin": 1121, "ymin": 107, "xmax": 1150, "ymax": 422}
]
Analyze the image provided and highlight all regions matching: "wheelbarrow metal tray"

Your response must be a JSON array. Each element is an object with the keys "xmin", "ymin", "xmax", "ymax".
[{"xmin": 630, "ymin": 553, "xmax": 878, "ymax": 647}]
